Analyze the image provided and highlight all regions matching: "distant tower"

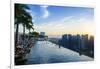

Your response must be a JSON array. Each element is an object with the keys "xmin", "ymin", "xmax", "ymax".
[
  {"xmin": 39, "ymin": 32, "xmax": 45, "ymax": 39},
  {"xmin": 62, "ymin": 34, "xmax": 68, "ymax": 40},
  {"xmin": 40, "ymin": 32, "xmax": 45, "ymax": 36},
  {"xmin": 62, "ymin": 34, "xmax": 68, "ymax": 47}
]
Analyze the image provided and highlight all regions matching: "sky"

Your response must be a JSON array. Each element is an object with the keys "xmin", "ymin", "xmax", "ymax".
[{"xmin": 18, "ymin": 4, "xmax": 94, "ymax": 37}]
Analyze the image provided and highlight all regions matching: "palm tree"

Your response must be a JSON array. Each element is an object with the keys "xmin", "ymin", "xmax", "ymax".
[
  {"xmin": 30, "ymin": 31, "xmax": 39, "ymax": 38},
  {"xmin": 15, "ymin": 4, "xmax": 31, "ymax": 47},
  {"xmin": 26, "ymin": 23, "xmax": 34, "ymax": 38},
  {"xmin": 21, "ymin": 11, "xmax": 32, "ymax": 41}
]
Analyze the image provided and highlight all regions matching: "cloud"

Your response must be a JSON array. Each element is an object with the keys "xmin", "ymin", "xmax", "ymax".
[
  {"xmin": 34, "ymin": 15, "xmax": 94, "ymax": 35},
  {"xmin": 40, "ymin": 5, "xmax": 50, "ymax": 18},
  {"xmin": 61, "ymin": 16, "xmax": 74, "ymax": 22},
  {"xmin": 34, "ymin": 16, "xmax": 73, "ymax": 34}
]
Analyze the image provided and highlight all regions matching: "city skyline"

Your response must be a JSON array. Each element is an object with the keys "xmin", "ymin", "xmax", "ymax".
[{"xmin": 18, "ymin": 4, "xmax": 94, "ymax": 36}]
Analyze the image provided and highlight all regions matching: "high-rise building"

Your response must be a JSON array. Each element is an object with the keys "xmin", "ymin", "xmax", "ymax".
[
  {"xmin": 40, "ymin": 32, "xmax": 45, "ymax": 36},
  {"xmin": 62, "ymin": 34, "xmax": 67, "ymax": 40},
  {"xmin": 38, "ymin": 32, "xmax": 46, "ymax": 41}
]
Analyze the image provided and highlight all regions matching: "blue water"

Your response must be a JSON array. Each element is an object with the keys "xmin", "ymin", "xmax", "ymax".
[{"xmin": 26, "ymin": 41, "xmax": 93, "ymax": 64}]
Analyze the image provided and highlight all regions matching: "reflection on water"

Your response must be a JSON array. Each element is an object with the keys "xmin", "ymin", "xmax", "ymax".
[{"xmin": 26, "ymin": 41, "xmax": 93, "ymax": 64}]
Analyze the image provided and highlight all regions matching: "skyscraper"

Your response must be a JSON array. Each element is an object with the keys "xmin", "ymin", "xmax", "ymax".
[{"xmin": 40, "ymin": 32, "xmax": 45, "ymax": 36}]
